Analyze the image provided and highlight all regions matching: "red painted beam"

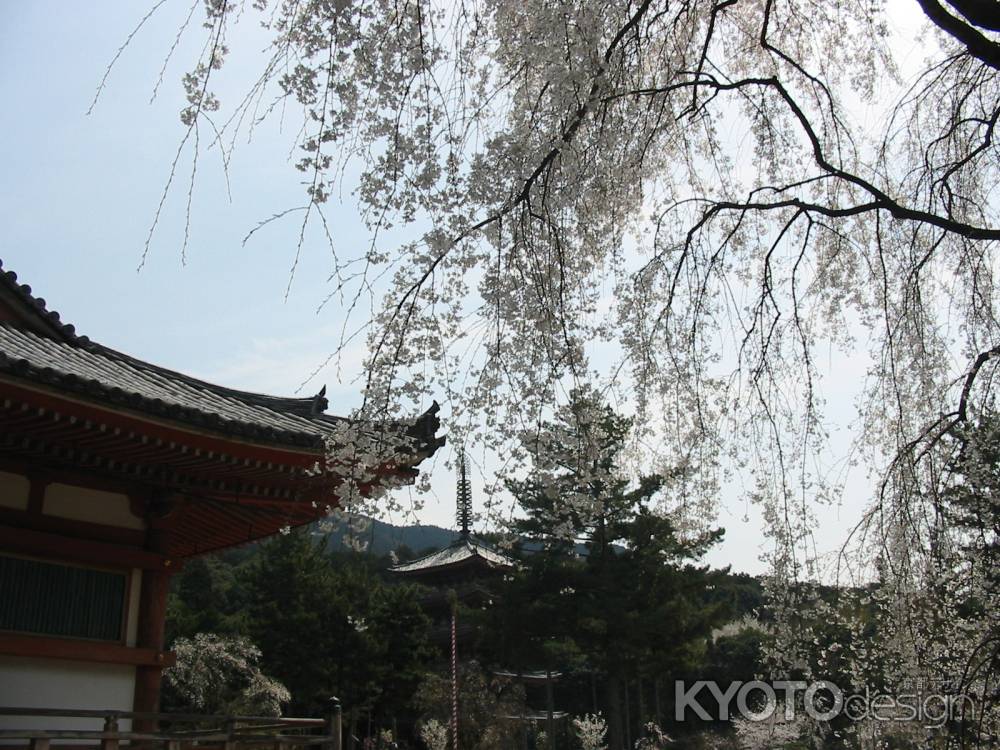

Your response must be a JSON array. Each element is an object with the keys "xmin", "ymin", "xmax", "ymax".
[
  {"xmin": 0, "ymin": 506, "xmax": 145, "ymax": 547},
  {"xmin": 0, "ymin": 524, "xmax": 172, "ymax": 571},
  {"xmin": 0, "ymin": 633, "xmax": 175, "ymax": 668},
  {"xmin": 0, "ymin": 379, "xmax": 322, "ymax": 467}
]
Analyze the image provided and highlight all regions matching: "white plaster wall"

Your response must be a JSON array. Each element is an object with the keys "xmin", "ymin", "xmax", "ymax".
[
  {"xmin": 0, "ymin": 472, "xmax": 28, "ymax": 510},
  {"xmin": 0, "ymin": 484, "xmax": 145, "ymax": 739},
  {"xmin": 0, "ymin": 656, "xmax": 135, "ymax": 736},
  {"xmin": 43, "ymin": 484, "xmax": 145, "ymax": 530}
]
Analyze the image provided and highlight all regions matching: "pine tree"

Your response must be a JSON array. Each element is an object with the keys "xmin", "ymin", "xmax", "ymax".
[
  {"xmin": 499, "ymin": 392, "xmax": 729, "ymax": 748},
  {"xmin": 243, "ymin": 529, "xmax": 344, "ymax": 714}
]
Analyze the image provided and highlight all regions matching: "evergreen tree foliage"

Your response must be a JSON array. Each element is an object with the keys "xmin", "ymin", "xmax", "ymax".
[
  {"xmin": 166, "ymin": 529, "xmax": 433, "ymax": 726},
  {"xmin": 163, "ymin": 497, "xmax": 763, "ymax": 746},
  {"xmin": 494, "ymin": 394, "xmax": 733, "ymax": 748},
  {"xmin": 412, "ymin": 661, "xmax": 527, "ymax": 750},
  {"xmin": 165, "ymin": 555, "xmax": 246, "ymax": 645}
]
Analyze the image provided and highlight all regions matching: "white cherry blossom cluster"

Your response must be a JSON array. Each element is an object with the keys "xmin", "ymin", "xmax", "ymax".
[
  {"xmin": 135, "ymin": 2, "xmax": 1000, "ymax": 733},
  {"xmin": 573, "ymin": 712, "xmax": 608, "ymax": 750},
  {"xmin": 164, "ymin": 633, "xmax": 290, "ymax": 716},
  {"xmin": 320, "ymin": 418, "xmax": 421, "ymax": 519},
  {"xmin": 417, "ymin": 718, "xmax": 448, "ymax": 750}
]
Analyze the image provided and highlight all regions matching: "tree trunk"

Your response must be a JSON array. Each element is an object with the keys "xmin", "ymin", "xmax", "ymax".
[
  {"xmin": 654, "ymin": 678, "xmax": 662, "ymax": 728},
  {"xmin": 623, "ymin": 678, "xmax": 632, "ymax": 750},
  {"xmin": 347, "ymin": 708, "xmax": 357, "ymax": 750},
  {"xmin": 546, "ymin": 673, "xmax": 556, "ymax": 750},
  {"xmin": 638, "ymin": 674, "xmax": 646, "ymax": 730},
  {"xmin": 605, "ymin": 676, "xmax": 623, "ymax": 750}
]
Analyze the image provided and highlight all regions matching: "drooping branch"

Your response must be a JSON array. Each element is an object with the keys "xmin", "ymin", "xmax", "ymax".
[
  {"xmin": 916, "ymin": 0, "xmax": 1000, "ymax": 70},
  {"xmin": 956, "ymin": 341, "xmax": 1000, "ymax": 422},
  {"xmin": 112, "ymin": 0, "xmax": 1000, "ymax": 738},
  {"xmin": 613, "ymin": 73, "xmax": 1000, "ymax": 240},
  {"xmin": 945, "ymin": 0, "xmax": 1000, "ymax": 32}
]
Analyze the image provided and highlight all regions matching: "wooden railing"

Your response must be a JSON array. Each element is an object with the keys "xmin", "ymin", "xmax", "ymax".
[{"xmin": 0, "ymin": 703, "xmax": 342, "ymax": 750}]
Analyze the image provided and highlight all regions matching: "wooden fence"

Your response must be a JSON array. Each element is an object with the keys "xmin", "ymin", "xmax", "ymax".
[{"xmin": 0, "ymin": 703, "xmax": 342, "ymax": 750}]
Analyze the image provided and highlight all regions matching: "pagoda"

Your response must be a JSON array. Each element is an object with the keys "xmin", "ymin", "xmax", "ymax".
[{"xmin": 391, "ymin": 455, "xmax": 514, "ymax": 749}]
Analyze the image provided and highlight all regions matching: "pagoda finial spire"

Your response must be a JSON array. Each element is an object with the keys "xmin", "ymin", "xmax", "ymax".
[{"xmin": 457, "ymin": 452, "xmax": 473, "ymax": 537}]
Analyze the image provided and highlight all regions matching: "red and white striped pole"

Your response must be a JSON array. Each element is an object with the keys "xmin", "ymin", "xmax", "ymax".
[{"xmin": 450, "ymin": 600, "xmax": 459, "ymax": 750}]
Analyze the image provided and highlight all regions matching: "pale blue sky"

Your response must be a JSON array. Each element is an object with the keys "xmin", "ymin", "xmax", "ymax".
[
  {"xmin": 0, "ymin": 0, "xmax": 457, "ymax": 525},
  {"xmin": 0, "ymin": 2, "xmax": 904, "ymax": 575},
  {"xmin": 0, "ymin": 1, "xmax": 373, "ymax": 389}
]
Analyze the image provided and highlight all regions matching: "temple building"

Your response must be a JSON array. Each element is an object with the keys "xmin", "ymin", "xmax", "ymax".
[{"xmin": 0, "ymin": 260, "xmax": 443, "ymax": 725}]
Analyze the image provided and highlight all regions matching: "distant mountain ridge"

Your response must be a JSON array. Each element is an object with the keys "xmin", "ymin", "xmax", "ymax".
[
  {"xmin": 316, "ymin": 517, "xmax": 463, "ymax": 557},
  {"xmin": 315, "ymin": 516, "xmax": 598, "ymax": 558}
]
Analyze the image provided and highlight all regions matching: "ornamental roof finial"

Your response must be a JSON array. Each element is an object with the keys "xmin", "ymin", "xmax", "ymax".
[{"xmin": 457, "ymin": 452, "xmax": 472, "ymax": 537}]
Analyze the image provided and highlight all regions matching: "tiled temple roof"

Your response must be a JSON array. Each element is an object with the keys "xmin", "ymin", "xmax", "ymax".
[
  {"xmin": 0, "ymin": 259, "xmax": 443, "ymax": 452},
  {"xmin": 0, "ymin": 263, "xmax": 81, "ymax": 342}
]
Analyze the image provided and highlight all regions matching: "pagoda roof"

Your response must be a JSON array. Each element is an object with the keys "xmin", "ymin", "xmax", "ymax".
[
  {"xmin": 493, "ymin": 670, "xmax": 563, "ymax": 683},
  {"xmin": 391, "ymin": 536, "xmax": 514, "ymax": 579},
  {"xmin": 0, "ymin": 260, "xmax": 445, "ymax": 559},
  {"xmin": 499, "ymin": 711, "xmax": 569, "ymax": 721}
]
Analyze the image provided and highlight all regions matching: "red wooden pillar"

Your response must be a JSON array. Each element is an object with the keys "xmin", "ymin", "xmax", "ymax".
[
  {"xmin": 132, "ymin": 509, "xmax": 175, "ymax": 729},
  {"xmin": 133, "ymin": 569, "xmax": 170, "ymax": 720}
]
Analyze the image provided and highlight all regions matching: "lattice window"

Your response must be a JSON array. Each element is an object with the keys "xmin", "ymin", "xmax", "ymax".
[{"xmin": 0, "ymin": 554, "xmax": 126, "ymax": 641}]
